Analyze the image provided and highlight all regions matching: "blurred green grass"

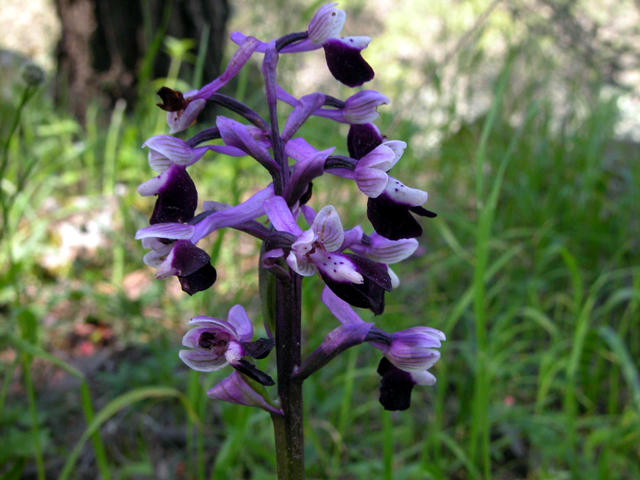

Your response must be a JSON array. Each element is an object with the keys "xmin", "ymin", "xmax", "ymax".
[{"xmin": 1, "ymin": 7, "xmax": 640, "ymax": 480}]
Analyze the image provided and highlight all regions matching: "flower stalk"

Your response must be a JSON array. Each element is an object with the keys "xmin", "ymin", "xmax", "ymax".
[{"xmin": 272, "ymin": 273, "xmax": 305, "ymax": 479}]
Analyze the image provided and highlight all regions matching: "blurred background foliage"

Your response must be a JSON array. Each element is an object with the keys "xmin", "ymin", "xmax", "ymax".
[{"xmin": 1, "ymin": 0, "xmax": 639, "ymax": 478}]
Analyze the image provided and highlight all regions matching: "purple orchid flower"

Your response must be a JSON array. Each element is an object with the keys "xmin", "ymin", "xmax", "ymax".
[
  {"xmin": 300, "ymin": 204, "xmax": 416, "ymax": 288},
  {"xmin": 277, "ymin": 86, "xmax": 389, "ymax": 125},
  {"xmin": 321, "ymin": 287, "xmax": 445, "ymax": 410},
  {"xmin": 135, "ymin": 185, "xmax": 274, "ymax": 295},
  {"xmin": 135, "ymin": 223, "xmax": 217, "ymax": 295},
  {"xmin": 351, "ymin": 142, "xmax": 436, "ymax": 240},
  {"xmin": 263, "ymin": 196, "xmax": 392, "ymax": 313},
  {"xmin": 157, "ymin": 36, "xmax": 261, "ymax": 133},
  {"xmin": 231, "ymin": 4, "xmax": 374, "ymax": 87},
  {"xmin": 180, "ymin": 305, "xmax": 275, "ymax": 386}
]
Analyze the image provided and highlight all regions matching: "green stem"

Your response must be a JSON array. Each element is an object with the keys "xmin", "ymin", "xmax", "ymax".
[
  {"xmin": 22, "ymin": 353, "xmax": 45, "ymax": 480},
  {"xmin": 80, "ymin": 381, "xmax": 110, "ymax": 479}
]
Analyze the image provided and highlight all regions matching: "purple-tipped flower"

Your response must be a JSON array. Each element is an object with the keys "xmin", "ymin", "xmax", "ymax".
[
  {"xmin": 346, "ymin": 139, "xmax": 436, "ymax": 241},
  {"xmin": 309, "ymin": 4, "xmax": 374, "ymax": 87},
  {"xmin": 180, "ymin": 305, "xmax": 275, "ymax": 385},
  {"xmin": 135, "ymin": 224, "xmax": 217, "ymax": 295},
  {"xmin": 321, "ymin": 287, "xmax": 444, "ymax": 410},
  {"xmin": 137, "ymin": 163, "xmax": 198, "ymax": 225},
  {"xmin": 367, "ymin": 179, "xmax": 435, "ymax": 241},
  {"xmin": 263, "ymin": 196, "xmax": 392, "ymax": 313},
  {"xmin": 231, "ymin": 4, "xmax": 374, "ymax": 87},
  {"xmin": 208, "ymin": 371, "xmax": 282, "ymax": 415},
  {"xmin": 370, "ymin": 327, "xmax": 444, "ymax": 373}
]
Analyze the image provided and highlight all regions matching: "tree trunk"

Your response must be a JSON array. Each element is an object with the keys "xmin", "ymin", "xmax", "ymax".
[{"xmin": 53, "ymin": 0, "xmax": 230, "ymax": 121}]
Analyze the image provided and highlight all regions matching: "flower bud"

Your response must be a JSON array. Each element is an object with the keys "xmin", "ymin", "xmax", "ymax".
[{"xmin": 22, "ymin": 63, "xmax": 45, "ymax": 87}]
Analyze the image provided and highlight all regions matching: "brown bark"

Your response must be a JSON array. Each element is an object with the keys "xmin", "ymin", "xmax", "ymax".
[{"xmin": 53, "ymin": 0, "xmax": 230, "ymax": 121}]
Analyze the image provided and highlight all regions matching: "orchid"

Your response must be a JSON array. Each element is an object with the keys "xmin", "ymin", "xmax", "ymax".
[
  {"xmin": 263, "ymin": 197, "xmax": 392, "ymax": 314},
  {"xmin": 180, "ymin": 305, "xmax": 275, "ymax": 386},
  {"xmin": 136, "ymin": 4, "xmax": 441, "ymax": 477},
  {"xmin": 231, "ymin": 3, "xmax": 374, "ymax": 87},
  {"xmin": 316, "ymin": 287, "xmax": 445, "ymax": 411}
]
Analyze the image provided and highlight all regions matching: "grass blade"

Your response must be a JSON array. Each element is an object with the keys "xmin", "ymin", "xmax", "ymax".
[{"xmin": 58, "ymin": 386, "xmax": 199, "ymax": 480}]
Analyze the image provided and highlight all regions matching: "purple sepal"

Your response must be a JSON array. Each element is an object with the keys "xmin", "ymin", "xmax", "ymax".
[
  {"xmin": 142, "ymin": 164, "xmax": 197, "ymax": 225},
  {"xmin": 308, "ymin": 3, "xmax": 346, "ymax": 44},
  {"xmin": 339, "ymin": 225, "xmax": 364, "ymax": 251},
  {"xmin": 293, "ymin": 322, "xmax": 373, "ymax": 381},
  {"xmin": 377, "ymin": 357, "xmax": 416, "ymax": 411},
  {"xmin": 231, "ymin": 359, "xmax": 275, "ymax": 386},
  {"xmin": 207, "ymin": 371, "xmax": 283, "ymax": 416},
  {"xmin": 191, "ymin": 184, "xmax": 274, "ymax": 243},
  {"xmin": 135, "ymin": 223, "xmax": 195, "ymax": 241},
  {"xmin": 321, "ymin": 286, "xmax": 364, "ymax": 325},
  {"xmin": 282, "ymin": 92, "xmax": 326, "ymax": 141},
  {"xmin": 373, "ymin": 327, "xmax": 443, "ymax": 372},
  {"xmin": 323, "ymin": 37, "xmax": 374, "ymax": 88},
  {"xmin": 178, "ymin": 262, "xmax": 217, "ymax": 296},
  {"xmin": 367, "ymin": 194, "xmax": 430, "ymax": 240},
  {"xmin": 347, "ymin": 123, "xmax": 383, "ymax": 159},
  {"xmin": 349, "ymin": 233, "xmax": 418, "ymax": 264},
  {"xmin": 142, "ymin": 135, "xmax": 209, "ymax": 172},
  {"xmin": 263, "ymin": 196, "xmax": 303, "ymax": 236},
  {"xmin": 320, "ymin": 253, "xmax": 391, "ymax": 314}
]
